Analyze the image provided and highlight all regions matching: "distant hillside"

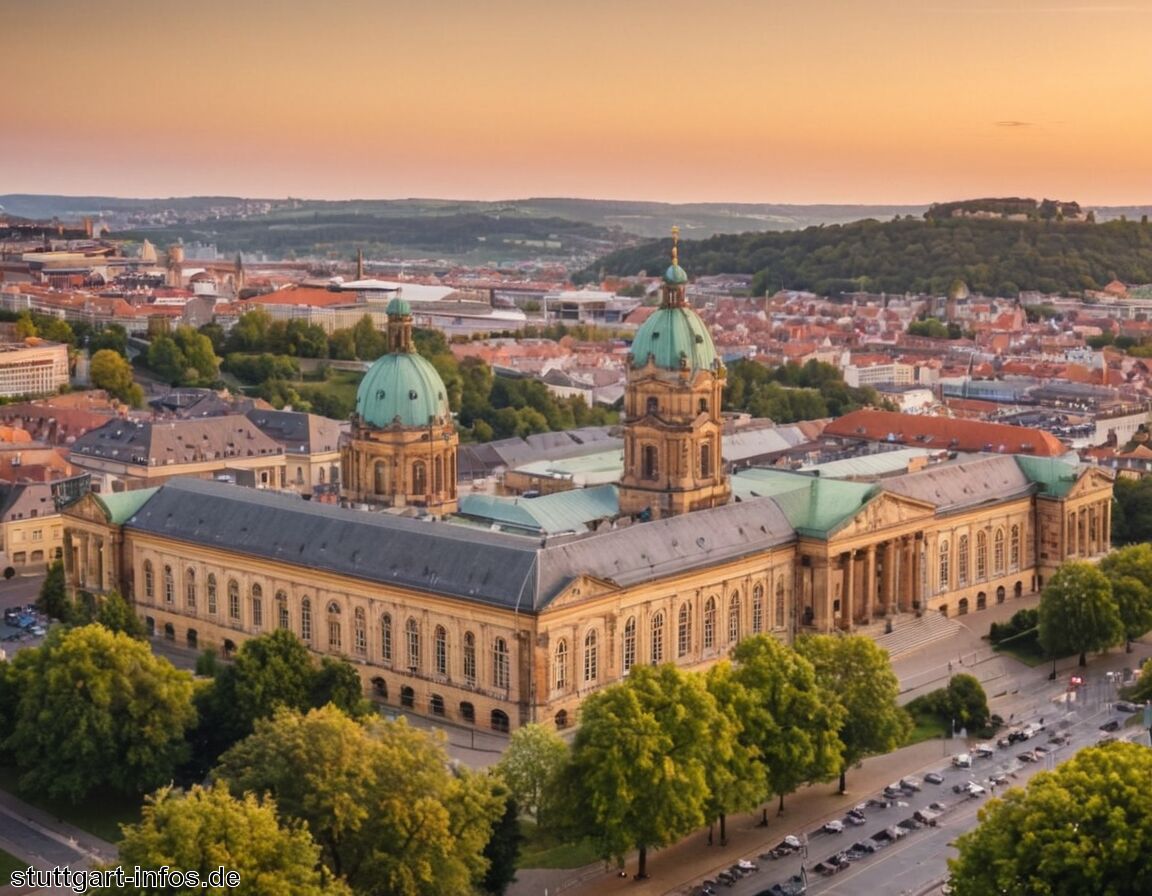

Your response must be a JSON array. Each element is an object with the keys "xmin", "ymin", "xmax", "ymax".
[{"xmin": 585, "ymin": 216, "xmax": 1152, "ymax": 297}]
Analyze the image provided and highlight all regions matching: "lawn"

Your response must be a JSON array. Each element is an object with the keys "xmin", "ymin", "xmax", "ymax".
[
  {"xmin": 517, "ymin": 819, "xmax": 601, "ymax": 869},
  {"xmin": 0, "ymin": 848, "xmax": 24, "ymax": 878},
  {"xmin": 905, "ymin": 714, "xmax": 949, "ymax": 746},
  {"xmin": 0, "ymin": 766, "xmax": 140, "ymax": 843}
]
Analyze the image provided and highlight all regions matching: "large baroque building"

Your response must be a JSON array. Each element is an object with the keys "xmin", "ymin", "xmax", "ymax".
[{"xmin": 61, "ymin": 243, "xmax": 1115, "ymax": 734}]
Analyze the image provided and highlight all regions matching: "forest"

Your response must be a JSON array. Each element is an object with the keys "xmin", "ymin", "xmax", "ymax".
[{"xmin": 584, "ymin": 216, "xmax": 1152, "ymax": 298}]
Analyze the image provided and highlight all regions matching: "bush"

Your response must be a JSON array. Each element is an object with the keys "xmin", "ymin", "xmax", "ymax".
[{"xmin": 989, "ymin": 608, "xmax": 1039, "ymax": 645}]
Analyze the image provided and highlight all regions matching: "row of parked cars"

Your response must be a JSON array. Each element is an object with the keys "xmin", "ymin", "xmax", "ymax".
[
  {"xmin": 812, "ymin": 794, "xmax": 945, "ymax": 877},
  {"xmin": 3, "ymin": 604, "xmax": 47, "ymax": 639}
]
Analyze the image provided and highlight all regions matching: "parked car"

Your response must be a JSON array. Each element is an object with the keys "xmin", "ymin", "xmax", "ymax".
[
  {"xmin": 717, "ymin": 869, "xmax": 737, "ymax": 887},
  {"xmin": 823, "ymin": 819, "xmax": 844, "ymax": 834},
  {"xmin": 966, "ymin": 782, "xmax": 987, "ymax": 798},
  {"xmin": 913, "ymin": 808, "xmax": 940, "ymax": 826},
  {"xmin": 1048, "ymin": 733, "xmax": 1069, "ymax": 745},
  {"xmin": 1100, "ymin": 719, "xmax": 1121, "ymax": 732},
  {"xmin": 1115, "ymin": 701, "xmax": 1141, "ymax": 713},
  {"xmin": 846, "ymin": 809, "xmax": 867, "ymax": 826},
  {"xmin": 988, "ymin": 773, "xmax": 1009, "ymax": 786},
  {"xmin": 899, "ymin": 777, "xmax": 922, "ymax": 792},
  {"xmin": 736, "ymin": 859, "xmax": 759, "ymax": 873},
  {"xmin": 974, "ymin": 744, "xmax": 995, "ymax": 758},
  {"xmin": 952, "ymin": 753, "xmax": 972, "ymax": 768},
  {"xmin": 760, "ymin": 873, "xmax": 807, "ymax": 896},
  {"xmin": 864, "ymin": 797, "xmax": 892, "ymax": 809},
  {"xmin": 896, "ymin": 817, "xmax": 923, "ymax": 832},
  {"xmin": 924, "ymin": 771, "xmax": 944, "ymax": 785},
  {"xmin": 1018, "ymin": 750, "xmax": 1038, "ymax": 763}
]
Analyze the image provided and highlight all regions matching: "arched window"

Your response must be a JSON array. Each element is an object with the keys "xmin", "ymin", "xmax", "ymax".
[
  {"xmin": 251, "ymin": 584, "xmax": 263, "ymax": 629},
  {"xmin": 623, "ymin": 616, "xmax": 636, "ymax": 672},
  {"xmin": 728, "ymin": 593, "xmax": 740, "ymax": 643},
  {"xmin": 381, "ymin": 613, "xmax": 393, "ymax": 662},
  {"xmin": 143, "ymin": 560, "xmax": 154, "ymax": 599},
  {"xmin": 775, "ymin": 579, "xmax": 786, "ymax": 629},
  {"xmin": 555, "ymin": 709, "xmax": 569, "ymax": 730},
  {"xmin": 491, "ymin": 709, "xmax": 510, "ymax": 733},
  {"xmin": 938, "ymin": 540, "xmax": 950, "ymax": 591},
  {"xmin": 460, "ymin": 701, "xmax": 475, "ymax": 724},
  {"xmin": 228, "ymin": 580, "xmax": 240, "ymax": 621},
  {"xmin": 646, "ymin": 396, "xmax": 659, "ymax": 415},
  {"xmin": 435, "ymin": 625, "xmax": 448, "ymax": 676},
  {"xmin": 976, "ymin": 530, "xmax": 988, "ymax": 580},
  {"xmin": 276, "ymin": 591, "xmax": 290, "ymax": 630},
  {"xmin": 206, "ymin": 574, "xmax": 218, "ymax": 615},
  {"xmin": 430, "ymin": 694, "xmax": 445, "ymax": 716},
  {"xmin": 957, "ymin": 534, "xmax": 969, "ymax": 586},
  {"xmin": 463, "ymin": 631, "xmax": 476, "ymax": 684},
  {"xmin": 678, "ymin": 602, "xmax": 692, "ymax": 656},
  {"xmin": 554, "ymin": 639, "xmax": 568, "ymax": 690},
  {"xmin": 642, "ymin": 445, "xmax": 658, "ymax": 480},
  {"xmin": 651, "ymin": 611, "xmax": 665, "ymax": 664},
  {"xmin": 584, "ymin": 630, "xmax": 598, "ymax": 682},
  {"xmin": 406, "ymin": 618, "xmax": 420, "ymax": 671},
  {"xmin": 994, "ymin": 528, "xmax": 1005, "ymax": 574},
  {"xmin": 703, "ymin": 596, "xmax": 717, "ymax": 648},
  {"xmin": 493, "ymin": 637, "xmax": 510, "ymax": 690},
  {"xmin": 1010, "ymin": 524, "xmax": 1021, "ymax": 569},
  {"xmin": 700, "ymin": 441, "xmax": 712, "ymax": 478},
  {"xmin": 412, "ymin": 461, "xmax": 427, "ymax": 497},
  {"xmin": 163, "ymin": 565, "xmax": 174, "ymax": 605},
  {"xmin": 354, "ymin": 608, "xmax": 367, "ymax": 655},
  {"xmin": 327, "ymin": 601, "xmax": 341, "ymax": 650},
  {"xmin": 185, "ymin": 568, "xmax": 196, "ymax": 610},
  {"xmin": 300, "ymin": 598, "xmax": 312, "ymax": 643},
  {"xmin": 751, "ymin": 585, "xmax": 764, "ymax": 634}
]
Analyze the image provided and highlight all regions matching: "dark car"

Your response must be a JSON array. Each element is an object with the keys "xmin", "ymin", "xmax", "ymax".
[
  {"xmin": 717, "ymin": 869, "xmax": 737, "ymax": 887},
  {"xmin": 1115, "ymin": 701, "xmax": 1141, "ymax": 713},
  {"xmin": 897, "ymin": 817, "xmax": 923, "ymax": 832},
  {"xmin": 852, "ymin": 838, "xmax": 880, "ymax": 853},
  {"xmin": 1100, "ymin": 719, "xmax": 1121, "ymax": 732},
  {"xmin": 924, "ymin": 772, "xmax": 945, "ymax": 785}
]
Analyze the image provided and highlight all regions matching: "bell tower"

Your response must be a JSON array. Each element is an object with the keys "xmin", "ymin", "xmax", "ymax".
[{"xmin": 617, "ymin": 228, "xmax": 729, "ymax": 520}]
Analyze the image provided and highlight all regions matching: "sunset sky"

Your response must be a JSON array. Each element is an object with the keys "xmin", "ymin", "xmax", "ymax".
[{"xmin": 5, "ymin": 0, "xmax": 1152, "ymax": 205}]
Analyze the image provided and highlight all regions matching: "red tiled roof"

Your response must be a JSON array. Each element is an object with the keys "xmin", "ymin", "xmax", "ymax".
[{"xmin": 825, "ymin": 409, "xmax": 1067, "ymax": 457}]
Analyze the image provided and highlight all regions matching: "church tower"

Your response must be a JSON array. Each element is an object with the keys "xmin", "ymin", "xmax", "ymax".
[
  {"xmin": 617, "ymin": 228, "xmax": 729, "ymax": 520},
  {"xmin": 341, "ymin": 298, "xmax": 458, "ymax": 514}
]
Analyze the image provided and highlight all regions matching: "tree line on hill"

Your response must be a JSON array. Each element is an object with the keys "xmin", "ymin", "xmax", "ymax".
[{"xmin": 583, "ymin": 216, "xmax": 1152, "ymax": 297}]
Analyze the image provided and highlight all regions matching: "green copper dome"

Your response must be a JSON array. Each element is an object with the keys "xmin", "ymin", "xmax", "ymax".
[
  {"xmin": 386, "ymin": 296, "xmax": 411, "ymax": 316},
  {"xmin": 628, "ymin": 306, "xmax": 718, "ymax": 371},
  {"xmin": 356, "ymin": 352, "xmax": 450, "ymax": 427},
  {"xmin": 664, "ymin": 263, "xmax": 688, "ymax": 285}
]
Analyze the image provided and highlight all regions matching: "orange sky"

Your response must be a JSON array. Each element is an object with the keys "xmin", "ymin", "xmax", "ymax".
[{"xmin": 5, "ymin": 0, "xmax": 1152, "ymax": 205}]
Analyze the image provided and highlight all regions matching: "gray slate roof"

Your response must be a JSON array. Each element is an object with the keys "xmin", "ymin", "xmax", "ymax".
[
  {"xmin": 245, "ymin": 409, "xmax": 344, "ymax": 454},
  {"xmin": 120, "ymin": 478, "xmax": 797, "ymax": 613},
  {"xmin": 881, "ymin": 454, "xmax": 1034, "ymax": 513},
  {"xmin": 72, "ymin": 417, "xmax": 284, "ymax": 466}
]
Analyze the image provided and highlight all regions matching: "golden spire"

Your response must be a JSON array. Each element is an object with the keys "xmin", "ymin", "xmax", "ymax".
[{"xmin": 671, "ymin": 225, "xmax": 680, "ymax": 267}]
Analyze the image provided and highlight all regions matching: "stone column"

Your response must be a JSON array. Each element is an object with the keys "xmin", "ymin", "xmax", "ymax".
[
  {"xmin": 841, "ymin": 552, "xmax": 854, "ymax": 630},
  {"xmin": 911, "ymin": 534, "xmax": 923, "ymax": 613},
  {"xmin": 1103, "ymin": 500, "xmax": 1112, "ymax": 548},
  {"xmin": 882, "ymin": 540, "xmax": 896, "ymax": 615},
  {"xmin": 863, "ymin": 544, "xmax": 877, "ymax": 622}
]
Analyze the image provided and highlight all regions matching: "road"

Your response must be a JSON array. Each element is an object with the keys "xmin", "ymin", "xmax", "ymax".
[{"xmin": 721, "ymin": 672, "xmax": 1147, "ymax": 896}]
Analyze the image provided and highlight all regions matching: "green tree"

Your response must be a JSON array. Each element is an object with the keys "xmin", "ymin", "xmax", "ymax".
[
  {"xmin": 1037, "ymin": 561, "xmax": 1124, "ymax": 666},
  {"xmin": 94, "ymin": 590, "xmax": 146, "ymax": 638},
  {"xmin": 495, "ymin": 722, "xmax": 568, "ymax": 827},
  {"xmin": 216, "ymin": 706, "xmax": 502, "ymax": 896},
  {"xmin": 795, "ymin": 634, "xmax": 911, "ymax": 792},
  {"xmin": 480, "ymin": 793, "xmax": 522, "ymax": 896},
  {"xmin": 4, "ymin": 625, "xmax": 196, "ymax": 800},
  {"xmin": 1099, "ymin": 544, "xmax": 1152, "ymax": 649},
  {"xmin": 949, "ymin": 741, "xmax": 1152, "ymax": 896},
  {"xmin": 41, "ymin": 317, "xmax": 75, "ymax": 344},
  {"xmin": 147, "ymin": 334, "xmax": 187, "ymax": 385},
  {"xmin": 35, "ymin": 558, "xmax": 69, "ymax": 621},
  {"xmin": 351, "ymin": 315, "xmax": 386, "ymax": 360},
  {"xmin": 108, "ymin": 782, "xmax": 350, "ymax": 896},
  {"xmin": 564, "ymin": 664, "xmax": 725, "ymax": 879},
  {"xmin": 173, "ymin": 325, "xmax": 220, "ymax": 384},
  {"xmin": 14, "ymin": 311, "xmax": 37, "ymax": 338},
  {"xmin": 89, "ymin": 348, "xmax": 143, "ymax": 406},
  {"xmin": 226, "ymin": 307, "xmax": 274, "ymax": 353},
  {"xmin": 945, "ymin": 673, "xmax": 990, "ymax": 731},
  {"xmin": 730, "ymin": 635, "xmax": 844, "ymax": 816}
]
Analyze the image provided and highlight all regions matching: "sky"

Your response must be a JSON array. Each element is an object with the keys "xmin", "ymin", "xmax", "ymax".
[{"xmin": 4, "ymin": 0, "xmax": 1152, "ymax": 205}]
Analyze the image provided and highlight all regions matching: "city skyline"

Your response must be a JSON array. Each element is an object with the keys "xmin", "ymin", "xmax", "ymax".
[{"xmin": 5, "ymin": 0, "xmax": 1152, "ymax": 206}]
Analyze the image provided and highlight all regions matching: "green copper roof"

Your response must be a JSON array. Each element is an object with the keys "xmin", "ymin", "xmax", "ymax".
[
  {"xmin": 730, "ymin": 468, "xmax": 877, "ymax": 538},
  {"xmin": 628, "ymin": 306, "xmax": 718, "ymax": 371},
  {"xmin": 98, "ymin": 487, "xmax": 159, "ymax": 524},
  {"xmin": 664, "ymin": 263, "xmax": 688, "ymax": 285},
  {"xmin": 386, "ymin": 296, "xmax": 411, "ymax": 316},
  {"xmin": 356, "ymin": 352, "xmax": 450, "ymax": 427},
  {"xmin": 1014, "ymin": 455, "xmax": 1082, "ymax": 498}
]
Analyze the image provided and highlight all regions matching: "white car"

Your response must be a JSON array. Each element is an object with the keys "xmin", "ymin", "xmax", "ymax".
[
  {"xmin": 823, "ymin": 819, "xmax": 845, "ymax": 834},
  {"xmin": 974, "ymin": 743, "xmax": 995, "ymax": 758}
]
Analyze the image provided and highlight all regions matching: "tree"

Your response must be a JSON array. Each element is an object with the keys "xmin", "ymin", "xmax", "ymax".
[
  {"xmin": 173, "ymin": 325, "xmax": 220, "ymax": 384},
  {"xmin": 1099, "ymin": 544, "xmax": 1152, "ymax": 650},
  {"xmin": 107, "ymin": 781, "xmax": 350, "ymax": 896},
  {"xmin": 480, "ymin": 792, "xmax": 522, "ymax": 896},
  {"xmin": 35, "ymin": 558, "xmax": 69, "ymax": 621},
  {"xmin": 495, "ymin": 722, "xmax": 567, "ymax": 827},
  {"xmin": 14, "ymin": 311, "xmax": 37, "ymax": 338},
  {"xmin": 945, "ymin": 674, "xmax": 990, "ymax": 731},
  {"xmin": 89, "ymin": 349, "xmax": 143, "ymax": 406},
  {"xmin": 730, "ymin": 635, "xmax": 844, "ymax": 816},
  {"xmin": 795, "ymin": 634, "xmax": 911, "ymax": 793},
  {"xmin": 216, "ymin": 706, "xmax": 503, "ymax": 896},
  {"xmin": 4, "ymin": 625, "xmax": 196, "ymax": 800},
  {"xmin": 147, "ymin": 335, "xmax": 187, "ymax": 385},
  {"xmin": 95, "ymin": 590, "xmax": 147, "ymax": 639},
  {"xmin": 949, "ymin": 742, "xmax": 1152, "ymax": 896},
  {"xmin": 703, "ymin": 661, "xmax": 769, "ymax": 844},
  {"xmin": 564, "ymin": 664, "xmax": 726, "ymax": 879},
  {"xmin": 1037, "ymin": 561, "xmax": 1124, "ymax": 666}
]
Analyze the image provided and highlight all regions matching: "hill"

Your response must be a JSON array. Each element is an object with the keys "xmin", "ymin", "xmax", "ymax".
[{"xmin": 584, "ymin": 216, "xmax": 1152, "ymax": 297}]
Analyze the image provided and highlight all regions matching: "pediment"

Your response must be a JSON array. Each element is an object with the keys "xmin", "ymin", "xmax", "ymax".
[
  {"xmin": 834, "ymin": 491, "xmax": 936, "ymax": 539},
  {"xmin": 541, "ymin": 574, "xmax": 618, "ymax": 612},
  {"xmin": 63, "ymin": 492, "xmax": 112, "ymax": 524},
  {"xmin": 1065, "ymin": 466, "xmax": 1115, "ymax": 501}
]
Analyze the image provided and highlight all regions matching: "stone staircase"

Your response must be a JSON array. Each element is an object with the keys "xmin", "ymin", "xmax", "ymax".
[{"xmin": 872, "ymin": 611, "xmax": 963, "ymax": 661}]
